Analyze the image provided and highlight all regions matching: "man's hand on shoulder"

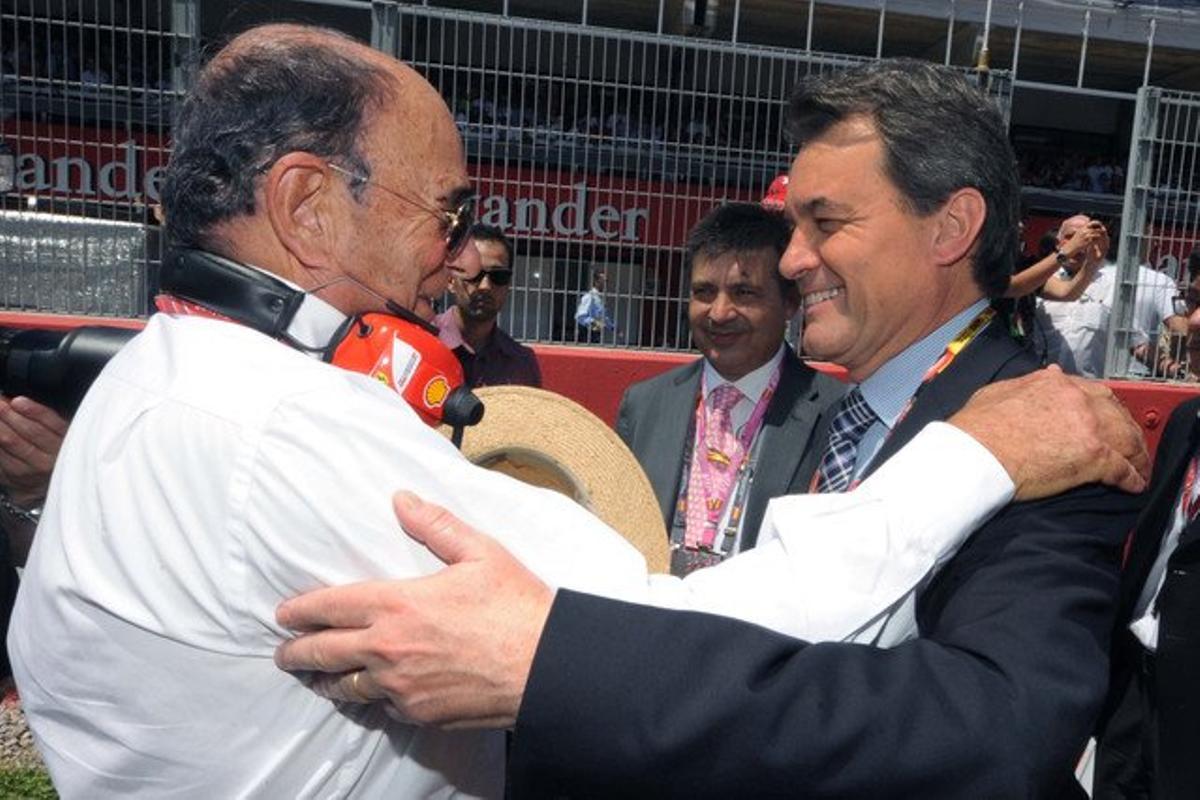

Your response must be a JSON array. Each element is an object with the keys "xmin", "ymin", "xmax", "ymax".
[
  {"xmin": 948, "ymin": 366, "xmax": 1149, "ymax": 501},
  {"xmin": 275, "ymin": 492, "xmax": 552, "ymax": 729}
]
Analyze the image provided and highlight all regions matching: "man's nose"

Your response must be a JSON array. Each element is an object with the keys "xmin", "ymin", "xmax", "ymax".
[
  {"xmin": 779, "ymin": 228, "xmax": 820, "ymax": 281},
  {"xmin": 708, "ymin": 292, "xmax": 738, "ymax": 324},
  {"xmin": 448, "ymin": 239, "xmax": 482, "ymax": 280}
]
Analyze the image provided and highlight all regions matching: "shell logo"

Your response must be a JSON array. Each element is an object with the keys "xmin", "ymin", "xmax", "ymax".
[{"xmin": 423, "ymin": 376, "xmax": 450, "ymax": 408}]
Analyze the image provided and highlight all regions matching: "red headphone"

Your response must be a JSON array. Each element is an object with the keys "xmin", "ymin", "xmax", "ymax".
[{"xmin": 331, "ymin": 312, "xmax": 477, "ymax": 427}]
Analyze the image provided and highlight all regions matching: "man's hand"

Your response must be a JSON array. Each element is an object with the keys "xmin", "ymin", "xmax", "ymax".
[
  {"xmin": 949, "ymin": 366, "xmax": 1149, "ymax": 500},
  {"xmin": 275, "ymin": 491, "xmax": 553, "ymax": 729},
  {"xmin": 1059, "ymin": 220, "xmax": 1107, "ymax": 271},
  {"xmin": 0, "ymin": 395, "xmax": 67, "ymax": 507}
]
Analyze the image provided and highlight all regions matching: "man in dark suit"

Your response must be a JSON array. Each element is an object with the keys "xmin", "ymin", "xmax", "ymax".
[
  {"xmin": 1094, "ymin": 401, "xmax": 1200, "ymax": 800},
  {"xmin": 616, "ymin": 203, "xmax": 841, "ymax": 575},
  {"xmin": 275, "ymin": 60, "xmax": 1149, "ymax": 797}
]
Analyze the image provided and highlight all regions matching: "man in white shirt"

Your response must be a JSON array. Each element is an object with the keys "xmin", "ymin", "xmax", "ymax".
[
  {"xmin": 7, "ymin": 25, "xmax": 1145, "ymax": 800},
  {"xmin": 276, "ymin": 60, "xmax": 1151, "ymax": 798},
  {"xmin": 1041, "ymin": 214, "xmax": 1186, "ymax": 377}
]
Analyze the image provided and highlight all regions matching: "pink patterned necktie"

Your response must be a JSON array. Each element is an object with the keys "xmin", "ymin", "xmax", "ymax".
[{"xmin": 684, "ymin": 383, "xmax": 745, "ymax": 549}]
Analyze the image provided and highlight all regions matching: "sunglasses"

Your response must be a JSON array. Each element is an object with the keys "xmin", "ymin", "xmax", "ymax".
[
  {"xmin": 327, "ymin": 163, "xmax": 476, "ymax": 259},
  {"xmin": 462, "ymin": 269, "xmax": 513, "ymax": 287}
]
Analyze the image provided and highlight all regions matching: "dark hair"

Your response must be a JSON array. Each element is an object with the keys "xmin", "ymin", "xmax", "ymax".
[
  {"xmin": 785, "ymin": 59, "xmax": 1019, "ymax": 298},
  {"xmin": 1188, "ymin": 246, "xmax": 1200, "ymax": 282},
  {"xmin": 469, "ymin": 223, "xmax": 513, "ymax": 267},
  {"xmin": 685, "ymin": 202, "xmax": 793, "ymax": 296},
  {"xmin": 161, "ymin": 27, "xmax": 395, "ymax": 250},
  {"xmin": 1037, "ymin": 230, "xmax": 1059, "ymax": 260}
]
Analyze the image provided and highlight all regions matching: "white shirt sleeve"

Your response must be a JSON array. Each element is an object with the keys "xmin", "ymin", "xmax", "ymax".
[{"xmin": 641, "ymin": 422, "xmax": 1015, "ymax": 646}]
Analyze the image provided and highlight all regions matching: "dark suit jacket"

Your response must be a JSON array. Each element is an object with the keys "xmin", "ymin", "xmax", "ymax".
[
  {"xmin": 614, "ymin": 349, "xmax": 843, "ymax": 550},
  {"xmin": 1095, "ymin": 397, "xmax": 1200, "ymax": 800},
  {"xmin": 509, "ymin": 320, "xmax": 1144, "ymax": 798}
]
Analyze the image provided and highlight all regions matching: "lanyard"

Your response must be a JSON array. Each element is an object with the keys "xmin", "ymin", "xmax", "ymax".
[
  {"xmin": 1180, "ymin": 454, "xmax": 1200, "ymax": 524},
  {"xmin": 810, "ymin": 306, "xmax": 995, "ymax": 493},
  {"xmin": 674, "ymin": 363, "xmax": 781, "ymax": 552}
]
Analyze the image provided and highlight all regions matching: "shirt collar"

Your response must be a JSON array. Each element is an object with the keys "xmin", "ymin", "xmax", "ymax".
[
  {"xmin": 702, "ymin": 344, "xmax": 785, "ymax": 405},
  {"xmin": 436, "ymin": 307, "xmax": 466, "ymax": 351},
  {"xmin": 858, "ymin": 299, "xmax": 990, "ymax": 429},
  {"xmin": 233, "ymin": 263, "xmax": 348, "ymax": 355}
]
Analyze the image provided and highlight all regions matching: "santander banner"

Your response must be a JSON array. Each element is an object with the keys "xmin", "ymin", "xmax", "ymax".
[{"xmin": 2, "ymin": 121, "xmax": 755, "ymax": 249}]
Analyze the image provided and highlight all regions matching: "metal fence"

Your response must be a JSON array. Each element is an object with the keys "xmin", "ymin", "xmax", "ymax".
[
  {"xmin": 378, "ymin": 3, "xmax": 1012, "ymax": 349},
  {"xmin": 0, "ymin": 0, "xmax": 1012, "ymax": 350},
  {"xmin": 0, "ymin": 0, "xmax": 195, "ymax": 317},
  {"xmin": 1105, "ymin": 87, "xmax": 1200, "ymax": 382}
]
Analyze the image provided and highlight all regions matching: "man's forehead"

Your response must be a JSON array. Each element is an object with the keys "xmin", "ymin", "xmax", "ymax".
[
  {"xmin": 693, "ymin": 248, "xmax": 777, "ymax": 282},
  {"xmin": 786, "ymin": 116, "xmax": 884, "ymax": 206},
  {"xmin": 474, "ymin": 239, "xmax": 509, "ymax": 267},
  {"xmin": 1059, "ymin": 215, "xmax": 1090, "ymax": 236}
]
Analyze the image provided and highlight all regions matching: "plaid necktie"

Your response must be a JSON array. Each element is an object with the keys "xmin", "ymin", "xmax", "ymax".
[{"xmin": 814, "ymin": 388, "xmax": 878, "ymax": 494}]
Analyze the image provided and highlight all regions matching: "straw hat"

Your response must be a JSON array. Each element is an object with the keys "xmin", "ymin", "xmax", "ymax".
[{"xmin": 443, "ymin": 385, "xmax": 670, "ymax": 573}]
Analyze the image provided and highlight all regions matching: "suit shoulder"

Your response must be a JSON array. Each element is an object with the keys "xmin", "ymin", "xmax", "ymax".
[{"xmin": 624, "ymin": 360, "xmax": 701, "ymax": 401}]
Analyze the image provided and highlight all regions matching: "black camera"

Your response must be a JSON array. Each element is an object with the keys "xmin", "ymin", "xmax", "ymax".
[{"xmin": 0, "ymin": 326, "xmax": 137, "ymax": 416}]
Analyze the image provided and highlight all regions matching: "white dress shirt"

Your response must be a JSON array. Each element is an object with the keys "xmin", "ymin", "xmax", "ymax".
[
  {"xmin": 1129, "ymin": 454, "xmax": 1199, "ymax": 651},
  {"xmin": 1039, "ymin": 263, "xmax": 1116, "ymax": 378},
  {"xmin": 699, "ymin": 344, "xmax": 784, "ymax": 437},
  {"xmin": 10, "ymin": 313, "xmax": 1013, "ymax": 798}
]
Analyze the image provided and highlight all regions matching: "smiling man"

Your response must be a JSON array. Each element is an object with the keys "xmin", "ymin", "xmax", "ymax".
[
  {"xmin": 273, "ymin": 59, "xmax": 1148, "ymax": 799},
  {"xmin": 616, "ymin": 202, "xmax": 841, "ymax": 575}
]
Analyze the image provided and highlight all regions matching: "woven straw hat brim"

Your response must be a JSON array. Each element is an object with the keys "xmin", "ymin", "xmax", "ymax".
[{"xmin": 443, "ymin": 385, "xmax": 669, "ymax": 574}]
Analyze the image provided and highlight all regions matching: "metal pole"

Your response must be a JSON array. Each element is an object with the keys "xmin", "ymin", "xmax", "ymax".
[
  {"xmin": 977, "ymin": 0, "xmax": 993, "ymax": 70},
  {"xmin": 806, "ymin": 0, "xmax": 815, "ymax": 53},
  {"xmin": 170, "ymin": 0, "xmax": 198, "ymax": 92},
  {"xmin": 581, "ymin": 0, "xmax": 588, "ymax": 26},
  {"xmin": 657, "ymin": 0, "xmax": 665, "ymax": 35},
  {"xmin": 1012, "ymin": 0, "xmax": 1024, "ymax": 80},
  {"xmin": 371, "ymin": 1, "xmax": 400, "ymax": 54},
  {"xmin": 944, "ymin": 0, "xmax": 956, "ymax": 66},
  {"xmin": 876, "ymin": 0, "xmax": 887, "ymax": 60},
  {"xmin": 1143, "ymin": 18, "xmax": 1156, "ymax": 88},
  {"xmin": 1078, "ymin": 4, "xmax": 1091, "ymax": 88},
  {"xmin": 732, "ymin": 0, "xmax": 742, "ymax": 43}
]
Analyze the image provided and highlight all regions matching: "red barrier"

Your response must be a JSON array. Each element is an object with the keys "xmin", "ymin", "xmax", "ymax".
[{"xmin": 1, "ymin": 312, "xmax": 1195, "ymax": 462}]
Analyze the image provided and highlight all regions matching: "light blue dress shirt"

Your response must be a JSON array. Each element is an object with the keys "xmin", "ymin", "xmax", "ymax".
[{"xmin": 852, "ymin": 299, "xmax": 992, "ymax": 478}]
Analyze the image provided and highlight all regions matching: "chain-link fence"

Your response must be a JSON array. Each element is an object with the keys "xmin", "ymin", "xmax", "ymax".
[
  {"xmin": 0, "ymin": 0, "xmax": 1012, "ymax": 349},
  {"xmin": 1105, "ymin": 87, "xmax": 1200, "ymax": 382}
]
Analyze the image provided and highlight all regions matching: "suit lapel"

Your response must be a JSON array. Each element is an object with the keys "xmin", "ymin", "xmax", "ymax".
[
  {"xmin": 861, "ymin": 320, "xmax": 1027, "ymax": 481},
  {"xmin": 741, "ymin": 351, "xmax": 832, "ymax": 548},
  {"xmin": 1119, "ymin": 417, "xmax": 1200, "ymax": 618},
  {"xmin": 643, "ymin": 361, "xmax": 702, "ymax": 524}
]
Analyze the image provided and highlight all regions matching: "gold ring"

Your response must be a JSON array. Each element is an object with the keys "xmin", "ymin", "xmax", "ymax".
[{"xmin": 348, "ymin": 670, "xmax": 369, "ymax": 703}]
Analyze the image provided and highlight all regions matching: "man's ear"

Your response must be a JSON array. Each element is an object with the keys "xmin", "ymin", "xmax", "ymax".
[
  {"xmin": 931, "ymin": 187, "xmax": 987, "ymax": 268},
  {"xmin": 261, "ymin": 152, "xmax": 338, "ymax": 271}
]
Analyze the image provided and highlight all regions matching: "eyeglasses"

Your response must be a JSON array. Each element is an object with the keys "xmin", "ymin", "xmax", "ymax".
[
  {"xmin": 327, "ymin": 163, "xmax": 476, "ymax": 259},
  {"xmin": 462, "ymin": 269, "xmax": 513, "ymax": 287}
]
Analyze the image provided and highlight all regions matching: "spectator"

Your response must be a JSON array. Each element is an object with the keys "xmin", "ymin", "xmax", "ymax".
[
  {"xmin": 436, "ymin": 225, "xmax": 542, "ymax": 388},
  {"xmin": 574, "ymin": 265, "xmax": 614, "ymax": 343},
  {"xmin": 1037, "ymin": 214, "xmax": 1118, "ymax": 376},
  {"xmin": 616, "ymin": 202, "xmax": 841, "ymax": 576}
]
